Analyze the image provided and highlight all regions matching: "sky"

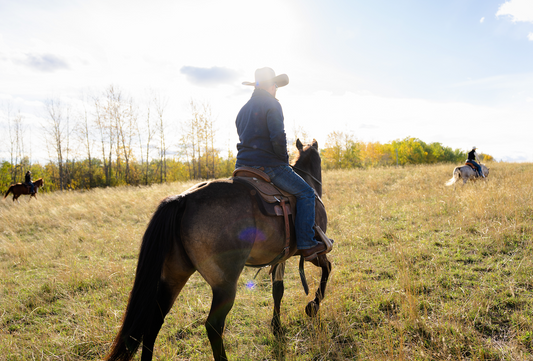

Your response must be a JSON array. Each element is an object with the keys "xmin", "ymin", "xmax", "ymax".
[{"xmin": 1, "ymin": 0, "xmax": 532, "ymax": 162}]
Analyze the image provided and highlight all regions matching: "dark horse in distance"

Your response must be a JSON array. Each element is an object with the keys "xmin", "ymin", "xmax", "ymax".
[
  {"xmin": 106, "ymin": 139, "xmax": 333, "ymax": 361},
  {"xmin": 3, "ymin": 178, "xmax": 44, "ymax": 202}
]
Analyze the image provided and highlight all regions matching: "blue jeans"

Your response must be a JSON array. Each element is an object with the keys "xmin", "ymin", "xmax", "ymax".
[
  {"xmin": 470, "ymin": 161, "xmax": 482, "ymax": 176},
  {"xmin": 235, "ymin": 163, "xmax": 318, "ymax": 250}
]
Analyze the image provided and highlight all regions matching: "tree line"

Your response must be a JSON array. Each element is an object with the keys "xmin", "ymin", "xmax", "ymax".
[
  {"xmin": 1, "ymin": 85, "xmax": 236, "ymax": 194},
  {"xmin": 320, "ymin": 131, "xmax": 493, "ymax": 170},
  {"xmin": 1, "ymin": 86, "xmax": 493, "ymax": 194}
]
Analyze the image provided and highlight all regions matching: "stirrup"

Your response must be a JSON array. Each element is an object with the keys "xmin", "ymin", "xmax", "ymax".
[{"xmin": 314, "ymin": 225, "xmax": 333, "ymax": 255}]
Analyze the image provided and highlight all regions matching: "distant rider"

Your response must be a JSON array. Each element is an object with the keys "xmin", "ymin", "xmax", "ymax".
[
  {"xmin": 25, "ymin": 171, "xmax": 35, "ymax": 194},
  {"xmin": 467, "ymin": 146, "xmax": 485, "ymax": 178}
]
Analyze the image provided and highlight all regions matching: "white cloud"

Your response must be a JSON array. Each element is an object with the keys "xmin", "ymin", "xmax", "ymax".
[
  {"xmin": 480, "ymin": 17, "xmax": 485, "ymax": 23},
  {"xmin": 21, "ymin": 53, "xmax": 69, "ymax": 72},
  {"xmin": 496, "ymin": 0, "xmax": 533, "ymax": 22},
  {"xmin": 529, "ymin": 32, "xmax": 533, "ymax": 41},
  {"xmin": 180, "ymin": 66, "xmax": 240, "ymax": 87}
]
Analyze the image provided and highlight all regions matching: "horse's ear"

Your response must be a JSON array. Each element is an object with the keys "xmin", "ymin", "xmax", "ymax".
[
  {"xmin": 311, "ymin": 139, "xmax": 318, "ymax": 150},
  {"xmin": 296, "ymin": 139, "xmax": 303, "ymax": 150}
]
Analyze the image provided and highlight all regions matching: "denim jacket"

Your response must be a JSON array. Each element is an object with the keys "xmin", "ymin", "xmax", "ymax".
[{"xmin": 235, "ymin": 89, "xmax": 289, "ymax": 167}]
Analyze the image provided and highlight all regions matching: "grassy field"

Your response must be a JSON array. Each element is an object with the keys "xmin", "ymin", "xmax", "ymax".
[{"xmin": 1, "ymin": 162, "xmax": 533, "ymax": 360}]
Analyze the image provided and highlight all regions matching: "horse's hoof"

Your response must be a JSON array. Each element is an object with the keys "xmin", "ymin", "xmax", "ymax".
[
  {"xmin": 270, "ymin": 319, "xmax": 285, "ymax": 337},
  {"xmin": 305, "ymin": 301, "xmax": 319, "ymax": 317}
]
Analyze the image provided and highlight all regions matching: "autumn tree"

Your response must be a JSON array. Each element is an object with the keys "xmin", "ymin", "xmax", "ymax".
[
  {"xmin": 322, "ymin": 131, "xmax": 361, "ymax": 170},
  {"xmin": 153, "ymin": 92, "xmax": 169, "ymax": 183},
  {"xmin": 138, "ymin": 98, "xmax": 156, "ymax": 185},
  {"xmin": 11, "ymin": 112, "xmax": 25, "ymax": 182},
  {"xmin": 43, "ymin": 99, "xmax": 71, "ymax": 190},
  {"xmin": 181, "ymin": 100, "xmax": 218, "ymax": 179},
  {"xmin": 93, "ymin": 93, "xmax": 113, "ymax": 186},
  {"xmin": 76, "ymin": 97, "xmax": 95, "ymax": 188},
  {"xmin": 94, "ymin": 85, "xmax": 132, "ymax": 186}
]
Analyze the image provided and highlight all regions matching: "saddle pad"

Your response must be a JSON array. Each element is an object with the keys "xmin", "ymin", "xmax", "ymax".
[{"xmin": 465, "ymin": 162, "xmax": 477, "ymax": 170}]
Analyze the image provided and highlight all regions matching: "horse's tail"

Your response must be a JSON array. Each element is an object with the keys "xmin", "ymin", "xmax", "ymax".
[
  {"xmin": 445, "ymin": 167, "xmax": 461, "ymax": 186},
  {"xmin": 106, "ymin": 194, "xmax": 187, "ymax": 361},
  {"xmin": 3, "ymin": 186, "xmax": 13, "ymax": 199}
]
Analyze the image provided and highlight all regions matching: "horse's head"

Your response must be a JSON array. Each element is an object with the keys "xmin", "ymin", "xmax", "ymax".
[
  {"xmin": 35, "ymin": 178, "xmax": 44, "ymax": 187},
  {"xmin": 292, "ymin": 139, "xmax": 322, "ymax": 197},
  {"xmin": 480, "ymin": 163, "xmax": 490, "ymax": 176}
]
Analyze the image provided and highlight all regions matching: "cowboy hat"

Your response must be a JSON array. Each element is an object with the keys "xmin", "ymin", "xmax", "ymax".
[{"xmin": 242, "ymin": 67, "xmax": 289, "ymax": 87}]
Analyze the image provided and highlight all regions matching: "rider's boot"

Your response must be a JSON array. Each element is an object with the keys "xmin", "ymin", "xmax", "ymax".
[{"xmin": 301, "ymin": 242, "xmax": 327, "ymax": 261}]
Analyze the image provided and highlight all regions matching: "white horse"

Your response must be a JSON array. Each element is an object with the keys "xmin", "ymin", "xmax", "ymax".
[{"xmin": 446, "ymin": 163, "xmax": 489, "ymax": 186}]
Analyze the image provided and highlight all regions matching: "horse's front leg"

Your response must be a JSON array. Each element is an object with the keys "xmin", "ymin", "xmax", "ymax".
[
  {"xmin": 270, "ymin": 262, "xmax": 285, "ymax": 336},
  {"xmin": 305, "ymin": 254, "xmax": 331, "ymax": 317}
]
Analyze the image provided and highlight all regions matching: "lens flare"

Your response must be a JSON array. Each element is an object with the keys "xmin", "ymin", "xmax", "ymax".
[
  {"xmin": 246, "ymin": 280, "xmax": 256, "ymax": 290},
  {"xmin": 239, "ymin": 227, "xmax": 266, "ymax": 243}
]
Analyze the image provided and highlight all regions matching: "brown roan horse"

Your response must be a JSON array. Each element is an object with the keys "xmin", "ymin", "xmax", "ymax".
[
  {"xmin": 3, "ymin": 178, "xmax": 45, "ymax": 202},
  {"xmin": 106, "ymin": 139, "xmax": 333, "ymax": 361}
]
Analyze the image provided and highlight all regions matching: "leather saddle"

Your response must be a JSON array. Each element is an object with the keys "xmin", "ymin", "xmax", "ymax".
[
  {"xmin": 232, "ymin": 167, "xmax": 296, "ymax": 219},
  {"xmin": 232, "ymin": 166, "xmax": 297, "ymax": 266},
  {"xmin": 232, "ymin": 166, "xmax": 333, "ymax": 269},
  {"xmin": 465, "ymin": 161, "xmax": 476, "ymax": 170}
]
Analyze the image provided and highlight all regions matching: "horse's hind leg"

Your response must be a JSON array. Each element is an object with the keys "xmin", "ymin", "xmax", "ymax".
[
  {"xmin": 201, "ymin": 260, "xmax": 247, "ymax": 360},
  {"xmin": 140, "ymin": 280, "xmax": 175, "ymax": 361},
  {"xmin": 305, "ymin": 255, "xmax": 332, "ymax": 317},
  {"xmin": 141, "ymin": 250, "xmax": 195, "ymax": 361},
  {"xmin": 271, "ymin": 262, "xmax": 285, "ymax": 336},
  {"xmin": 206, "ymin": 283, "xmax": 238, "ymax": 361}
]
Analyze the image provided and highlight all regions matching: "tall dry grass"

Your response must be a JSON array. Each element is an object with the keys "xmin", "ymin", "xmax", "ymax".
[{"xmin": 1, "ymin": 162, "xmax": 532, "ymax": 360}]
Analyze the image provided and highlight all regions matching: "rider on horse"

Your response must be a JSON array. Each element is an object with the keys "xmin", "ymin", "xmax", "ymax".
[
  {"xmin": 235, "ymin": 67, "xmax": 327, "ymax": 262},
  {"xmin": 25, "ymin": 171, "xmax": 35, "ymax": 194},
  {"xmin": 467, "ymin": 146, "xmax": 485, "ymax": 178}
]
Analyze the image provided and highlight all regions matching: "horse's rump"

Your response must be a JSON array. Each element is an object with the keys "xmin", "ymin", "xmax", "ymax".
[{"xmin": 181, "ymin": 179, "xmax": 293, "ymax": 267}]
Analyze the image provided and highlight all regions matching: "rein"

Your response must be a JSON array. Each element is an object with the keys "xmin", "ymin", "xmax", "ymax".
[{"xmin": 291, "ymin": 165, "xmax": 322, "ymax": 186}]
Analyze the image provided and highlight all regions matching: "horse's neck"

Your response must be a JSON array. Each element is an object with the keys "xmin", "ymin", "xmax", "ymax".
[{"xmin": 309, "ymin": 170, "xmax": 323, "ymax": 198}]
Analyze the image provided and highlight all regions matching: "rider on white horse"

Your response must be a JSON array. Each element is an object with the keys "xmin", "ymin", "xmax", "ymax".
[{"xmin": 467, "ymin": 146, "xmax": 485, "ymax": 178}]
